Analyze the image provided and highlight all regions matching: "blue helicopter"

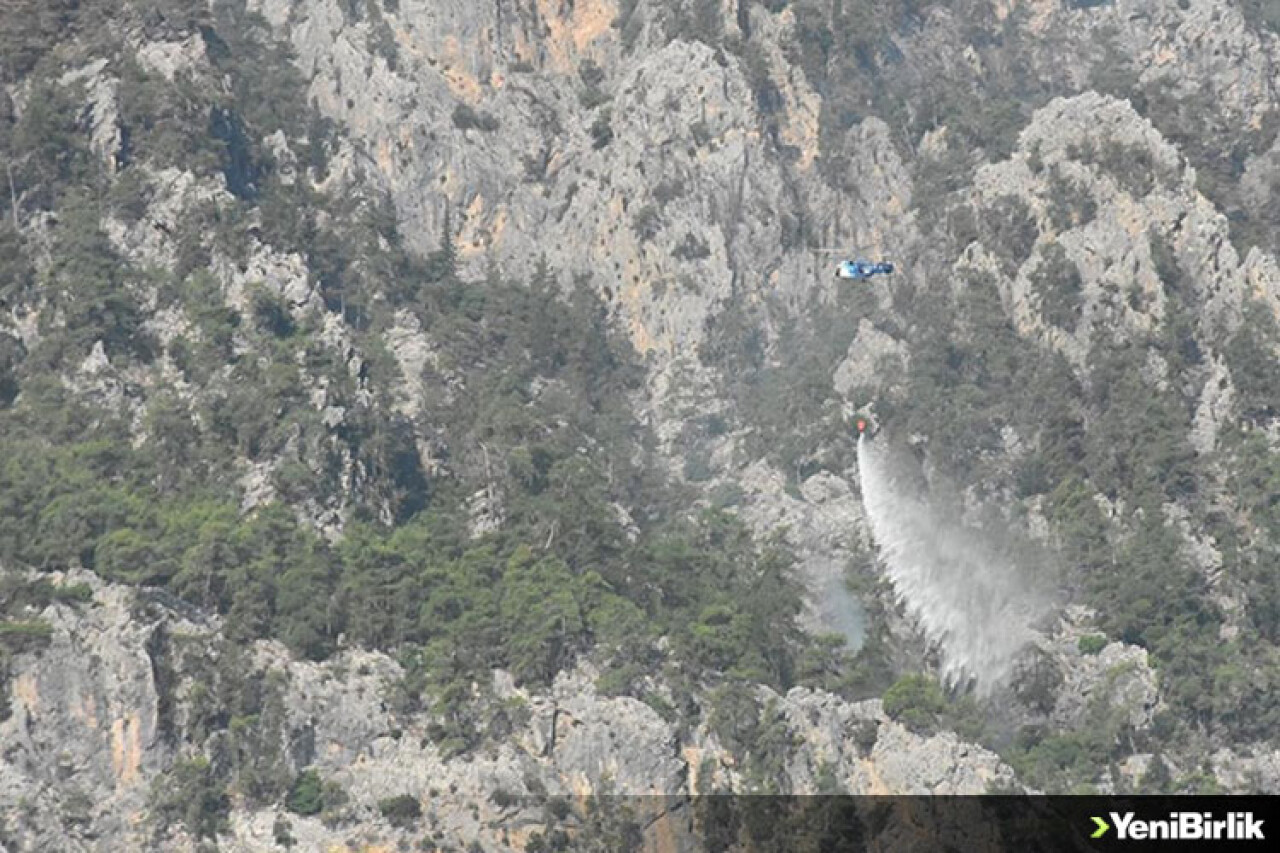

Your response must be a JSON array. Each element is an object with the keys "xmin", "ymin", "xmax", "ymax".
[
  {"xmin": 836, "ymin": 258, "xmax": 894, "ymax": 280},
  {"xmin": 818, "ymin": 249, "xmax": 895, "ymax": 281}
]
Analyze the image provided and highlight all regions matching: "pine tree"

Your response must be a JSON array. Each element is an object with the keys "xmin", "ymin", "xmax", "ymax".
[{"xmin": 425, "ymin": 205, "xmax": 457, "ymax": 283}]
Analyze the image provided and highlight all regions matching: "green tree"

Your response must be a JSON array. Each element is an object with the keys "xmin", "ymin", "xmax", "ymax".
[
  {"xmin": 149, "ymin": 756, "xmax": 230, "ymax": 841},
  {"xmin": 1078, "ymin": 635, "xmax": 1107, "ymax": 655},
  {"xmin": 45, "ymin": 199, "xmax": 153, "ymax": 361},
  {"xmin": 1225, "ymin": 301, "xmax": 1280, "ymax": 422},
  {"xmin": 275, "ymin": 547, "xmax": 337, "ymax": 660},
  {"xmin": 285, "ymin": 770, "xmax": 324, "ymax": 816},
  {"xmin": 423, "ymin": 207, "xmax": 457, "ymax": 283},
  {"xmin": 1032, "ymin": 243, "xmax": 1084, "ymax": 330},
  {"xmin": 500, "ymin": 547, "xmax": 584, "ymax": 686},
  {"xmin": 882, "ymin": 673, "xmax": 947, "ymax": 732},
  {"xmin": 378, "ymin": 794, "xmax": 422, "ymax": 828},
  {"xmin": 338, "ymin": 524, "xmax": 418, "ymax": 649}
]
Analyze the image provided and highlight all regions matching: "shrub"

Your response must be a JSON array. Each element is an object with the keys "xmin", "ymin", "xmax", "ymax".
[
  {"xmin": 631, "ymin": 205, "xmax": 661, "ymax": 241},
  {"xmin": 285, "ymin": 770, "xmax": 324, "ymax": 816},
  {"xmin": 451, "ymin": 104, "xmax": 499, "ymax": 133},
  {"xmin": 1240, "ymin": 0, "xmax": 1280, "ymax": 33},
  {"xmin": 272, "ymin": 815, "xmax": 295, "ymax": 848},
  {"xmin": 1078, "ymin": 634, "xmax": 1107, "ymax": 655},
  {"xmin": 851, "ymin": 719, "xmax": 879, "ymax": 756},
  {"xmin": 590, "ymin": 109, "xmax": 614, "ymax": 149},
  {"xmin": 250, "ymin": 286, "xmax": 296, "ymax": 338},
  {"xmin": 1031, "ymin": 243, "xmax": 1084, "ymax": 330},
  {"xmin": 1044, "ymin": 168, "xmax": 1097, "ymax": 231},
  {"xmin": 1013, "ymin": 649, "xmax": 1063, "ymax": 714},
  {"xmin": 673, "ymin": 232, "xmax": 711, "ymax": 261},
  {"xmin": 149, "ymin": 757, "xmax": 231, "ymax": 841},
  {"xmin": 1093, "ymin": 141, "xmax": 1167, "ymax": 198},
  {"xmin": 982, "ymin": 195, "xmax": 1039, "ymax": 273},
  {"xmin": 881, "ymin": 673, "xmax": 946, "ymax": 731},
  {"xmin": 579, "ymin": 85, "xmax": 609, "ymax": 110},
  {"xmin": 378, "ymin": 794, "xmax": 422, "ymax": 828},
  {"xmin": 653, "ymin": 179, "xmax": 684, "ymax": 205},
  {"xmin": 578, "ymin": 59, "xmax": 608, "ymax": 108},
  {"xmin": 0, "ymin": 620, "xmax": 53, "ymax": 652},
  {"xmin": 578, "ymin": 59, "xmax": 605, "ymax": 89}
]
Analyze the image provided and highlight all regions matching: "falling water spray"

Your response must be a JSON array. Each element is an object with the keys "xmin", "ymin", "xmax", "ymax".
[{"xmin": 856, "ymin": 435, "xmax": 1053, "ymax": 695}]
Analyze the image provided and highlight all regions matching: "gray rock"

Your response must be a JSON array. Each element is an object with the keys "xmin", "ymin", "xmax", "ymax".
[
  {"xmin": 2, "ymin": 578, "xmax": 1028, "ymax": 849},
  {"xmin": 133, "ymin": 36, "xmax": 207, "ymax": 82},
  {"xmin": 1211, "ymin": 747, "xmax": 1280, "ymax": 794},
  {"xmin": 59, "ymin": 60, "xmax": 123, "ymax": 171},
  {"xmin": 833, "ymin": 320, "xmax": 909, "ymax": 397},
  {"xmin": 1045, "ymin": 610, "xmax": 1160, "ymax": 733},
  {"xmin": 0, "ymin": 571, "xmax": 195, "ymax": 851}
]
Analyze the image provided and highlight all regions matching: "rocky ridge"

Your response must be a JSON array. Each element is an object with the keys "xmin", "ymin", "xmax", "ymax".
[
  {"xmin": 3, "ymin": 572, "xmax": 1020, "ymax": 852},
  {"xmin": 3, "ymin": 0, "xmax": 1280, "ymax": 847}
]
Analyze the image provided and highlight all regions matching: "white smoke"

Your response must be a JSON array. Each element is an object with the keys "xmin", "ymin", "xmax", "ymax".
[
  {"xmin": 808, "ymin": 556, "xmax": 866, "ymax": 651},
  {"xmin": 856, "ymin": 435, "xmax": 1053, "ymax": 695}
]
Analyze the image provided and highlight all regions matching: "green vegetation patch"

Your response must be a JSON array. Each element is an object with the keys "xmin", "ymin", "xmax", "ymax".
[
  {"xmin": 882, "ymin": 673, "xmax": 947, "ymax": 733},
  {"xmin": 378, "ymin": 793, "xmax": 422, "ymax": 828},
  {"xmin": 1078, "ymin": 634, "xmax": 1107, "ymax": 655}
]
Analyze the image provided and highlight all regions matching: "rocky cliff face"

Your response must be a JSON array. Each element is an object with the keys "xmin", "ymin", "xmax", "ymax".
[
  {"xmin": 244, "ymin": 0, "xmax": 914, "ymax": 381},
  {"xmin": 3, "ymin": 0, "xmax": 1280, "ymax": 849},
  {"xmin": 2, "ymin": 573, "xmax": 1023, "ymax": 851},
  {"xmin": 1, "ymin": 578, "xmax": 169, "ymax": 850},
  {"xmin": 8, "ymin": 572, "xmax": 1276, "ymax": 850},
  {"xmin": 225, "ymin": 0, "xmax": 921, "ymax": 656},
  {"xmin": 236, "ymin": 0, "xmax": 1280, "ymax": 633}
]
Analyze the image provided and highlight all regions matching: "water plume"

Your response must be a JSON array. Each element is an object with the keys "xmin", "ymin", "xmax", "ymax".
[{"xmin": 856, "ymin": 435, "xmax": 1053, "ymax": 695}]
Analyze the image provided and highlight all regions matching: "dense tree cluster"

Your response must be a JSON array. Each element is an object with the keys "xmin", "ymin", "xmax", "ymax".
[
  {"xmin": 0, "ymin": 1, "xmax": 859, "ymax": 836},
  {"xmin": 678, "ymin": 3, "xmax": 1280, "ymax": 790},
  {"xmin": 2, "ymin": 0, "xmax": 1277, "ymax": 822}
]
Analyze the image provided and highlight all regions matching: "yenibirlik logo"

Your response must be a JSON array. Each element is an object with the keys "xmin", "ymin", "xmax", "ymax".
[{"xmin": 1091, "ymin": 812, "xmax": 1265, "ymax": 842}]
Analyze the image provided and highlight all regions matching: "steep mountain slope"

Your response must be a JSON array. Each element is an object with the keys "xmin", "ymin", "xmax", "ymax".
[
  {"xmin": 2, "ymin": 0, "xmax": 1280, "ymax": 849},
  {"xmin": 3, "ymin": 569, "xmax": 1019, "ymax": 851}
]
